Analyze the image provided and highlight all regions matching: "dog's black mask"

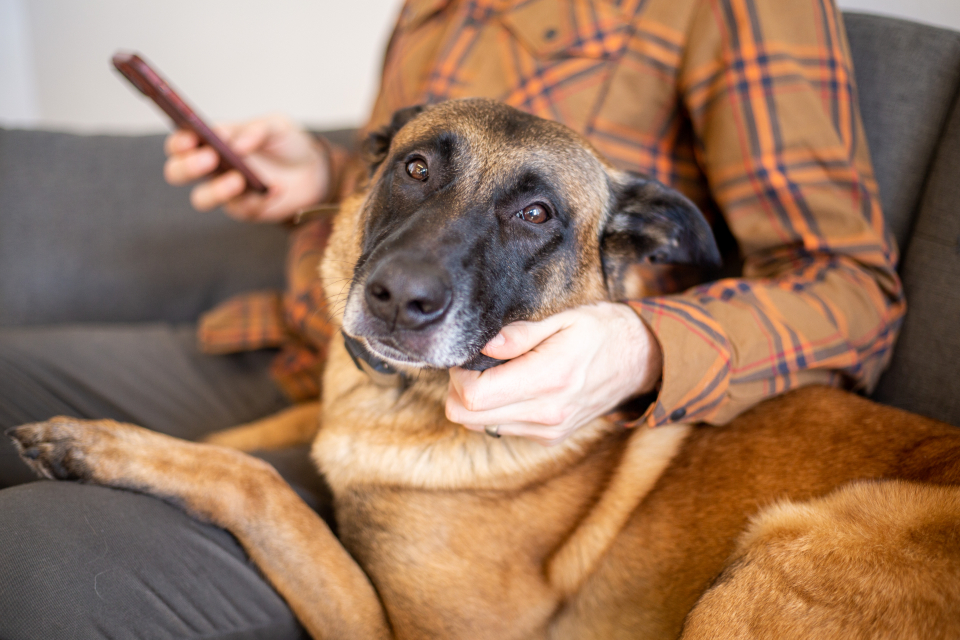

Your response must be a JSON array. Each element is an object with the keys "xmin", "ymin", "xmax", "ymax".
[{"xmin": 340, "ymin": 99, "xmax": 720, "ymax": 372}]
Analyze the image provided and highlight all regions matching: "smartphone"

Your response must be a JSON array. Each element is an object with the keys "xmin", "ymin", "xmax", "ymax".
[{"xmin": 112, "ymin": 51, "xmax": 268, "ymax": 194}]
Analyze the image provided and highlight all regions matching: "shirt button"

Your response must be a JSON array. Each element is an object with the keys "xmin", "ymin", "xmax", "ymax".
[{"xmin": 669, "ymin": 407, "xmax": 687, "ymax": 422}]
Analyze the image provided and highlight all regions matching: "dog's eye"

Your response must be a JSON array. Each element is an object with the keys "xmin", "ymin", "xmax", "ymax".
[
  {"xmin": 516, "ymin": 204, "xmax": 550, "ymax": 224},
  {"xmin": 406, "ymin": 158, "xmax": 429, "ymax": 181}
]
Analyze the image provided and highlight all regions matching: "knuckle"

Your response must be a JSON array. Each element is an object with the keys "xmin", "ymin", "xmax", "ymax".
[
  {"xmin": 541, "ymin": 409, "xmax": 565, "ymax": 426},
  {"xmin": 190, "ymin": 188, "xmax": 212, "ymax": 212},
  {"xmin": 444, "ymin": 397, "xmax": 463, "ymax": 423},
  {"xmin": 460, "ymin": 388, "xmax": 484, "ymax": 413},
  {"xmin": 162, "ymin": 161, "xmax": 179, "ymax": 184}
]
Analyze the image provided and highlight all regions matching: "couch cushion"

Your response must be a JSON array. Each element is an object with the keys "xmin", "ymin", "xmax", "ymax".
[
  {"xmin": 845, "ymin": 12, "xmax": 960, "ymax": 250},
  {"xmin": 871, "ymin": 92, "xmax": 960, "ymax": 426},
  {"xmin": 0, "ymin": 129, "xmax": 289, "ymax": 325}
]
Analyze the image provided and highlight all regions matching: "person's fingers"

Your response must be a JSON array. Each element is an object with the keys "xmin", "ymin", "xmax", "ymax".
[
  {"xmin": 450, "ymin": 324, "xmax": 577, "ymax": 413},
  {"xmin": 480, "ymin": 313, "xmax": 570, "ymax": 360},
  {"xmin": 222, "ymin": 185, "xmax": 283, "ymax": 221},
  {"xmin": 190, "ymin": 170, "xmax": 246, "ymax": 211},
  {"xmin": 222, "ymin": 193, "xmax": 269, "ymax": 220},
  {"xmin": 447, "ymin": 360, "xmax": 547, "ymax": 414},
  {"xmin": 164, "ymin": 146, "xmax": 219, "ymax": 185},
  {"xmin": 224, "ymin": 119, "xmax": 271, "ymax": 155},
  {"xmin": 164, "ymin": 129, "xmax": 198, "ymax": 155},
  {"xmin": 445, "ymin": 376, "xmax": 570, "ymax": 426},
  {"xmin": 216, "ymin": 114, "xmax": 293, "ymax": 155}
]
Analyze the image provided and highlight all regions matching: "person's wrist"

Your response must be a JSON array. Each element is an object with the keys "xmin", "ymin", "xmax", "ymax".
[
  {"xmin": 619, "ymin": 302, "xmax": 663, "ymax": 396},
  {"xmin": 311, "ymin": 136, "xmax": 337, "ymax": 205}
]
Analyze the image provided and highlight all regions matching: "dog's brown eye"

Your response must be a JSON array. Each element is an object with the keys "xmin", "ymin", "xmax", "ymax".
[
  {"xmin": 406, "ymin": 159, "xmax": 429, "ymax": 181},
  {"xmin": 517, "ymin": 204, "xmax": 549, "ymax": 224}
]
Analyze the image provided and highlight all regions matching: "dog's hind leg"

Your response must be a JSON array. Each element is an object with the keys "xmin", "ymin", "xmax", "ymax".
[
  {"xmin": 8, "ymin": 416, "xmax": 392, "ymax": 640},
  {"xmin": 680, "ymin": 480, "xmax": 960, "ymax": 640},
  {"xmin": 203, "ymin": 401, "xmax": 321, "ymax": 452}
]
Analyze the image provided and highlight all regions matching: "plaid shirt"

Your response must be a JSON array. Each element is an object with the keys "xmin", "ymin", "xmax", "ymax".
[{"xmin": 200, "ymin": 0, "xmax": 904, "ymax": 427}]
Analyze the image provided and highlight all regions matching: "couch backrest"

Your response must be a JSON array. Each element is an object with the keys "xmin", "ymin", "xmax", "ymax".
[
  {"xmin": 870, "ymin": 94, "xmax": 960, "ymax": 425},
  {"xmin": 845, "ymin": 13, "xmax": 960, "ymax": 426},
  {"xmin": 0, "ymin": 130, "xmax": 290, "ymax": 325},
  {"xmin": 845, "ymin": 12, "xmax": 960, "ymax": 249}
]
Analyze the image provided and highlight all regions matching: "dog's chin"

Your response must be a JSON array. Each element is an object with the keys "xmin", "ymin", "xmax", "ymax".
[
  {"xmin": 353, "ymin": 336, "xmax": 428, "ymax": 368},
  {"xmin": 362, "ymin": 336, "xmax": 506, "ymax": 372},
  {"xmin": 344, "ymin": 300, "xmax": 507, "ymax": 371}
]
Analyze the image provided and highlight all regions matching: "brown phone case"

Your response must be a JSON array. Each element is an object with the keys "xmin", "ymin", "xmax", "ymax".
[{"xmin": 112, "ymin": 51, "xmax": 268, "ymax": 194}]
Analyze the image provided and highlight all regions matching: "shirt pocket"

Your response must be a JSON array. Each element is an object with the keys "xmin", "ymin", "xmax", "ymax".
[{"xmin": 500, "ymin": 0, "xmax": 631, "ymax": 61}]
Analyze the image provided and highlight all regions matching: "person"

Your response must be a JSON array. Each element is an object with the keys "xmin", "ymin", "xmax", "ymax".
[
  {"xmin": 165, "ymin": 0, "xmax": 903, "ymax": 444},
  {"xmin": 0, "ymin": 0, "xmax": 903, "ymax": 637}
]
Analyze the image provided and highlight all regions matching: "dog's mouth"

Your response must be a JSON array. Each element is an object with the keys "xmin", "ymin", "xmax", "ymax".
[
  {"xmin": 342, "ymin": 281, "xmax": 507, "ymax": 373},
  {"xmin": 361, "ymin": 335, "xmax": 426, "ymax": 367},
  {"xmin": 347, "ymin": 327, "xmax": 506, "ymax": 372}
]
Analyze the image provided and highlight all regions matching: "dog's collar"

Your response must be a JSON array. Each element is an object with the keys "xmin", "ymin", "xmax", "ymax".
[{"xmin": 343, "ymin": 334, "xmax": 409, "ymax": 388}]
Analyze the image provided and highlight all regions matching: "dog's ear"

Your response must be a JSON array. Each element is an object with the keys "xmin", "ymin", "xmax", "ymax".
[
  {"xmin": 363, "ymin": 104, "xmax": 427, "ymax": 176},
  {"xmin": 601, "ymin": 172, "xmax": 721, "ymax": 295}
]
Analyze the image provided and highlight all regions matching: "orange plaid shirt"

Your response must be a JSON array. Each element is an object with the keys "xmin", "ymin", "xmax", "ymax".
[{"xmin": 200, "ymin": 0, "xmax": 904, "ymax": 427}]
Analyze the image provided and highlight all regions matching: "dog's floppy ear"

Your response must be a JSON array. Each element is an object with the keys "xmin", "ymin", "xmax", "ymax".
[
  {"xmin": 363, "ymin": 104, "xmax": 427, "ymax": 175},
  {"xmin": 601, "ymin": 172, "xmax": 721, "ymax": 295}
]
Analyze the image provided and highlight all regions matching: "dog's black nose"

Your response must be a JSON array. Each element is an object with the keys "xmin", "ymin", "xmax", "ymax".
[{"xmin": 364, "ymin": 256, "xmax": 452, "ymax": 330}]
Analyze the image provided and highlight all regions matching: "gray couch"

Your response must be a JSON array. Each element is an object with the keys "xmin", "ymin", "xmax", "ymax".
[{"xmin": 1, "ymin": 12, "xmax": 959, "ymax": 426}]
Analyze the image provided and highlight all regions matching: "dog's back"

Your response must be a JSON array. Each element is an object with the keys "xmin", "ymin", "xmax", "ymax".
[{"xmin": 556, "ymin": 385, "xmax": 960, "ymax": 639}]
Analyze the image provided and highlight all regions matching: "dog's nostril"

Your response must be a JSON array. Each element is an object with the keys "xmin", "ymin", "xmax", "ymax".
[
  {"xmin": 370, "ymin": 283, "xmax": 391, "ymax": 302},
  {"xmin": 409, "ymin": 299, "xmax": 437, "ymax": 316}
]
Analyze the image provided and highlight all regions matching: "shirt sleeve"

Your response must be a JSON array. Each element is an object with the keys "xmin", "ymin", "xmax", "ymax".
[{"xmin": 630, "ymin": 0, "xmax": 905, "ymax": 427}]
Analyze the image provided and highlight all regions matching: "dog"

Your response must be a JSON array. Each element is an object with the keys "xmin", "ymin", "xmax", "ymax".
[{"xmin": 9, "ymin": 98, "xmax": 960, "ymax": 639}]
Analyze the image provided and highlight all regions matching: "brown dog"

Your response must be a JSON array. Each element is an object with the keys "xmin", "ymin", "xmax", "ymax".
[{"xmin": 9, "ymin": 99, "xmax": 960, "ymax": 639}]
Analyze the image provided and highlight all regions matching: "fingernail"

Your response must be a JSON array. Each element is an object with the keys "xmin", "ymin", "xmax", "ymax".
[{"xmin": 488, "ymin": 333, "xmax": 505, "ymax": 348}]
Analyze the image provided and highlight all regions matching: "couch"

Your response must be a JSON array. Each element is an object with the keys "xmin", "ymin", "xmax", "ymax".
[{"xmin": 1, "ymin": 12, "xmax": 959, "ymax": 428}]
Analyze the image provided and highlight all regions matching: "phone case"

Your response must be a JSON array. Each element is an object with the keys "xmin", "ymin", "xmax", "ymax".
[{"xmin": 112, "ymin": 52, "xmax": 268, "ymax": 194}]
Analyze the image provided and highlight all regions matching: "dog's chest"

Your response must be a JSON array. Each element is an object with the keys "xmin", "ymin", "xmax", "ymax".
[{"xmin": 332, "ymin": 453, "xmax": 616, "ymax": 640}]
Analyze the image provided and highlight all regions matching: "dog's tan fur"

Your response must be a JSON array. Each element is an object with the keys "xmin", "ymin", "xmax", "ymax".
[{"xmin": 10, "ymin": 99, "xmax": 960, "ymax": 639}]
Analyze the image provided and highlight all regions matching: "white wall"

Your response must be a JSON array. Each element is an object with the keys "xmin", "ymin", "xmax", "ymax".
[
  {"xmin": 838, "ymin": 0, "xmax": 960, "ymax": 32},
  {"xmin": 0, "ymin": 0, "xmax": 402, "ymax": 133},
  {"xmin": 1, "ymin": 0, "xmax": 958, "ymax": 134}
]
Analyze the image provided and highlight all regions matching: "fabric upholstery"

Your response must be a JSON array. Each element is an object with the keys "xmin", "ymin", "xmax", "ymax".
[
  {"xmin": 0, "ymin": 129, "xmax": 288, "ymax": 326},
  {"xmin": 845, "ymin": 12, "xmax": 960, "ymax": 249},
  {"xmin": 871, "ymin": 95, "xmax": 960, "ymax": 425},
  {"xmin": 0, "ymin": 482, "xmax": 309, "ymax": 640}
]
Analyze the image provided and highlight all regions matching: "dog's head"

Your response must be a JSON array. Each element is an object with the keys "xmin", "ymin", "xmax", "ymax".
[{"xmin": 329, "ymin": 99, "xmax": 719, "ymax": 371}]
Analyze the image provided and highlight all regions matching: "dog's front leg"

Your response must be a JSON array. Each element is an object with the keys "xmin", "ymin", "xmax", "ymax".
[{"xmin": 7, "ymin": 417, "xmax": 392, "ymax": 640}]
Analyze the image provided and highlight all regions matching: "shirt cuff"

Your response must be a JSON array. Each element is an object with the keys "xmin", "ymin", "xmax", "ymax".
[{"xmin": 626, "ymin": 297, "xmax": 733, "ymax": 427}]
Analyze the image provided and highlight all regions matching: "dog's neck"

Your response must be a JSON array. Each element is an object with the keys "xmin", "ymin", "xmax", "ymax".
[{"xmin": 312, "ymin": 336, "xmax": 621, "ymax": 493}]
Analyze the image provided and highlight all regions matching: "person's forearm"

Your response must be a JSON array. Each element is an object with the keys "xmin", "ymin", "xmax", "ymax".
[{"xmin": 628, "ymin": 251, "xmax": 904, "ymax": 427}]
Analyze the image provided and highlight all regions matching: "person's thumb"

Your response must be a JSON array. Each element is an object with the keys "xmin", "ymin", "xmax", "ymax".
[{"xmin": 480, "ymin": 313, "xmax": 569, "ymax": 360}]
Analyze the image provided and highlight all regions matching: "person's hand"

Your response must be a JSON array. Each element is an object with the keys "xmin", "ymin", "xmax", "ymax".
[
  {"xmin": 163, "ymin": 114, "xmax": 330, "ymax": 223},
  {"xmin": 446, "ymin": 302, "xmax": 662, "ymax": 445}
]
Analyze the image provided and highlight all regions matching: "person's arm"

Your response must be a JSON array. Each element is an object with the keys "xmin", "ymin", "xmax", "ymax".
[{"xmin": 628, "ymin": 0, "xmax": 904, "ymax": 427}]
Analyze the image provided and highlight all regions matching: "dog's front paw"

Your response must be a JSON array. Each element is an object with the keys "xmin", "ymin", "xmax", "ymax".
[{"xmin": 6, "ymin": 416, "xmax": 124, "ymax": 482}]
